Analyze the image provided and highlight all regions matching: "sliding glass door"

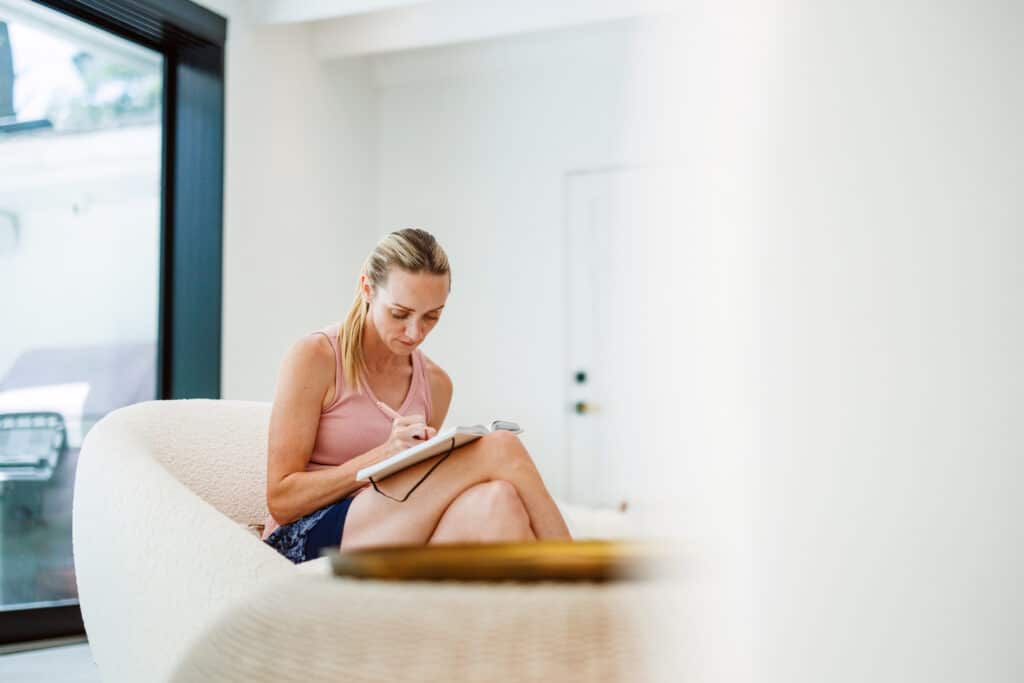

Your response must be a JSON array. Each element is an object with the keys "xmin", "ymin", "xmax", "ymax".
[
  {"xmin": 0, "ymin": 0, "xmax": 225, "ymax": 645},
  {"xmin": 0, "ymin": 0, "xmax": 163, "ymax": 614}
]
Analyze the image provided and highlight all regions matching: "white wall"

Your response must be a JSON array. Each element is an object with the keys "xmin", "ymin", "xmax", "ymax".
[
  {"xmin": 364, "ymin": 19, "xmax": 663, "ymax": 496},
  {"xmin": 584, "ymin": 2, "xmax": 1024, "ymax": 681},
  {"xmin": 197, "ymin": 0, "xmax": 377, "ymax": 401},
  {"xmin": 748, "ymin": 1, "xmax": 1024, "ymax": 681}
]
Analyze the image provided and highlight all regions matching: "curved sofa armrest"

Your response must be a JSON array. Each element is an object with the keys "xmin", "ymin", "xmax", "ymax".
[{"xmin": 73, "ymin": 405, "xmax": 295, "ymax": 683}]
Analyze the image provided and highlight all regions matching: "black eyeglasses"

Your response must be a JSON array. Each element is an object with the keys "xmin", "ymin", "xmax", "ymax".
[{"xmin": 368, "ymin": 437, "xmax": 457, "ymax": 502}]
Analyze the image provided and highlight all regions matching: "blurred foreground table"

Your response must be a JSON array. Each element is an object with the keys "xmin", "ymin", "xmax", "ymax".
[{"xmin": 170, "ymin": 540, "xmax": 680, "ymax": 683}]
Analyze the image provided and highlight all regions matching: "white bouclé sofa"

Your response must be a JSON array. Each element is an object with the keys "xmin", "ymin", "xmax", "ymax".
[{"xmin": 72, "ymin": 400, "xmax": 657, "ymax": 682}]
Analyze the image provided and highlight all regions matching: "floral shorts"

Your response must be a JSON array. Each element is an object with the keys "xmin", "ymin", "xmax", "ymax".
[{"xmin": 264, "ymin": 495, "xmax": 357, "ymax": 564}]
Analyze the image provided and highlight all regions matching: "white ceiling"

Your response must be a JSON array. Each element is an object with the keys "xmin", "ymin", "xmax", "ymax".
[
  {"xmin": 247, "ymin": 0, "xmax": 430, "ymax": 25},
  {"xmin": 244, "ymin": 0, "xmax": 675, "ymax": 59},
  {"xmin": 318, "ymin": 0, "xmax": 669, "ymax": 60}
]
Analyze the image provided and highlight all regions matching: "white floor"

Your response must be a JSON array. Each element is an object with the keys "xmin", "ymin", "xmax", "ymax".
[{"xmin": 0, "ymin": 641, "xmax": 101, "ymax": 682}]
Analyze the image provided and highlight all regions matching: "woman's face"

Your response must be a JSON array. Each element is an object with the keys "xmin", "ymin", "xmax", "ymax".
[{"xmin": 363, "ymin": 267, "xmax": 449, "ymax": 354}]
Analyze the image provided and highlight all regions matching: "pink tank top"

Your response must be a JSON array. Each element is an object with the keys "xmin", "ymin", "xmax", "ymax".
[{"xmin": 262, "ymin": 323, "xmax": 434, "ymax": 540}]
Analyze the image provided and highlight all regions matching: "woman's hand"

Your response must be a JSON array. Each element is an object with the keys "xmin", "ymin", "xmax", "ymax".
[{"xmin": 378, "ymin": 402, "xmax": 437, "ymax": 457}]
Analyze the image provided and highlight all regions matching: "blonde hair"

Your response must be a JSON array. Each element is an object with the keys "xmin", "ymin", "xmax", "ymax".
[{"xmin": 338, "ymin": 228, "xmax": 451, "ymax": 394}]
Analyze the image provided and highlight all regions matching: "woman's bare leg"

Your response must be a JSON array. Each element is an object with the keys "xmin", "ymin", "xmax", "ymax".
[
  {"xmin": 341, "ymin": 431, "xmax": 570, "ymax": 551},
  {"xmin": 427, "ymin": 480, "xmax": 537, "ymax": 545}
]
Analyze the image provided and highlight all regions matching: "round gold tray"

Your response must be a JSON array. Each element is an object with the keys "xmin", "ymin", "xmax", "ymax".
[{"xmin": 322, "ymin": 539, "xmax": 668, "ymax": 582}]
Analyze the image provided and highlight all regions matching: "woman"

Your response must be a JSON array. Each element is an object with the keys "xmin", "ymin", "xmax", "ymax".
[{"xmin": 262, "ymin": 228, "xmax": 572, "ymax": 563}]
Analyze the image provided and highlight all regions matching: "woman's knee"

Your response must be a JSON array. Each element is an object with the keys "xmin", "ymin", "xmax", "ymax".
[
  {"xmin": 447, "ymin": 479, "xmax": 525, "ymax": 518},
  {"xmin": 484, "ymin": 429, "xmax": 522, "ymax": 449},
  {"xmin": 429, "ymin": 480, "xmax": 530, "ymax": 544},
  {"xmin": 476, "ymin": 431, "xmax": 535, "ymax": 473},
  {"xmin": 473, "ymin": 480, "xmax": 530, "ymax": 525},
  {"xmin": 452, "ymin": 481, "xmax": 530, "ymax": 542}
]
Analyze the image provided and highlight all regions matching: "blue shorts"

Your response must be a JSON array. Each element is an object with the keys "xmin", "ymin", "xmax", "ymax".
[{"xmin": 264, "ymin": 494, "xmax": 357, "ymax": 564}]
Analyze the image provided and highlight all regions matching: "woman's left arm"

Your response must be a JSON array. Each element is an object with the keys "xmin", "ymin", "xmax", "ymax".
[{"xmin": 425, "ymin": 359, "xmax": 453, "ymax": 431}]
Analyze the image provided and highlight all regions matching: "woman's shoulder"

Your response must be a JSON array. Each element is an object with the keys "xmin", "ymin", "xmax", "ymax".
[
  {"xmin": 419, "ymin": 351, "xmax": 452, "ymax": 395},
  {"xmin": 281, "ymin": 330, "xmax": 340, "ymax": 411},
  {"xmin": 284, "ymin": 329, "xmax": 336, "ymax": 375}
]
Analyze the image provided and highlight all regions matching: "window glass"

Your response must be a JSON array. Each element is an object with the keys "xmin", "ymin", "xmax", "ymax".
[{"xmin": 0, "ymin": 0, "xmax": 162, "ymax": 611}]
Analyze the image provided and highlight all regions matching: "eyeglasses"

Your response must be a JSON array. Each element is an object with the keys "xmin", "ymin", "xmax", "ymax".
[{"xmin": 367, "ymin": 437, "xmax": 457, "ymax": 502}]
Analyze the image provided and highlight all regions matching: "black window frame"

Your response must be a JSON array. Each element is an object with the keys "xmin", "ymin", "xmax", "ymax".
[{"xmin": 0, "ymin": 0, "xmax": 225, "ymax": 646}]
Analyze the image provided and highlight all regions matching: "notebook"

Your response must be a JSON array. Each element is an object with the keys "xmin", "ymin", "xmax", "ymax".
[{"xmin": 355, "ymin": 420, "xmax": 523, "ymax": 482}]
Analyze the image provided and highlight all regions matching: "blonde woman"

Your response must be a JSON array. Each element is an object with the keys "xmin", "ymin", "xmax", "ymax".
[{"xmin": 262, "ymin": 228, "xmax": 571, "ymax": 563}]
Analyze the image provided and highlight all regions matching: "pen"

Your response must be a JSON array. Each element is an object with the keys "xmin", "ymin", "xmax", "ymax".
[{"xmin": 376, "ymin": 400, "xmax": 429, "ymax": 440}]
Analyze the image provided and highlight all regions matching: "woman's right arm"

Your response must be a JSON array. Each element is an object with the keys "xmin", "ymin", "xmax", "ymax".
[{"xmin": 265, "ymin": 335, "xmax": 389, "ymax": 526}]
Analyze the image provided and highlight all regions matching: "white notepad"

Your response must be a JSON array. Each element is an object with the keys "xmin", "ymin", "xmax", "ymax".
[{"xmin": 355, "ymin": 420, "xmax": 523, "ymax": 482}]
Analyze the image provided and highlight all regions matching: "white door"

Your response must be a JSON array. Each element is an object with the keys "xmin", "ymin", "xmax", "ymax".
[{"xmin": 564, "ymin": 166, "xmax": 665, "ymax": 511}]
